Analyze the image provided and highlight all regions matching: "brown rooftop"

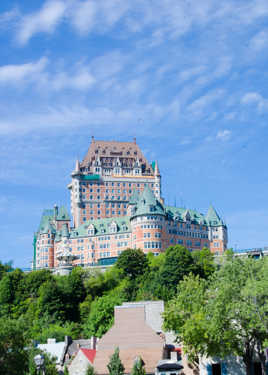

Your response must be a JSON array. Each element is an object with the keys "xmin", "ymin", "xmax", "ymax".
[
  {"xmin": 94, "ymin": 305, "xmax": 164, "ymax": 374},
  {"xmin": 80, "ymin": 137, "xmax": 153, "ymax": 174}
]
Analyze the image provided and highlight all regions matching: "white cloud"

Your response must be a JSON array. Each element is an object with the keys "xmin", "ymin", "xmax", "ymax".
[
  {"xmin": 179, "ymin": 66, "xmax": 207, "ymax": 82},
  {"xmin": 216, "ymin": 129, "xmax": 231, "ymax": 141},
  {"xmin": 17, "ymin": 0, "xmax": 67, "ymax": 45},
  {"xmin": 0, "ymin": 58, "xmax": 48, "ymax": 84},
  {"xmin": 241, "ymin": 92, "xmax": 268, "ymax": 112},
  {"xmin": 51, "ymin": 69, "xmax": 96, "ymax": 91},
  {"xmin": 187, "ymin": 89, "xmax": 225, "ymax": 117},
  {"xmin": 70, "ymin": 0, "xmax": 97, "ymax": 34},
  {"xmin": 249, "ymin": 29, "xmax": 268, "ymax": 51}
]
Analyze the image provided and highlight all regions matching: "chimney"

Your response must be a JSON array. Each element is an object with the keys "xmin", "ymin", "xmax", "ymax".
[
  {"xmin": 91, "ymin": 336, "xmax": 97, "ymax": 350},
  {"xmin": 54, "ymin": 205, "xmax": 58, "ymax": 220}
]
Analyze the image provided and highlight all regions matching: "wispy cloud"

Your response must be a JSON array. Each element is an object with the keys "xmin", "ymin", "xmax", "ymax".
[
  {"xmin": 0, "ymin": 58, "xmax": 48, "ymax": 85},
  {"xmin": 241, "ymin": 92, "xmax": 268, "ymax": 112},
  {"xmin": 17, "ymin": 0, "xmax": 67, "ymax": 45},
  {"xmin": 249, "ymin": 29, "xmax": 268, "ymax": 51},
  {"xmin": 216, "ymin": 129, "xmax": 232, "ymax": 141},
  {"xmin": 9, "ymin": 0, "xmax": 268, "ymax": 46}
]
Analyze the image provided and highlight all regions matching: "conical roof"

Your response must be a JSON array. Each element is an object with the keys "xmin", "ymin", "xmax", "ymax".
[
  {"xmin": 131, "ymin": 186, "xmax": 165, "ymax": 218},
  {"xmin": 128, "ymin": 188, "xmax": 140, "ymax": 205},
  {"xmin": 206, "ymin": 205, "xmax": 223, "ymax": 226}
]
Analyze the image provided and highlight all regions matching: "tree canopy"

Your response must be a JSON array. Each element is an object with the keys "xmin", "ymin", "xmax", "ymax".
[
  {"xmin": 116, "ymin": 248, "xmax": 149, "ymax": 279},
  {"xmin": 163, "ymin": 257, "xmax": 268, "ymax": 375},
  {"xmin": 107, "ymin": 347, "xmax": 125, "ymax": 375}
]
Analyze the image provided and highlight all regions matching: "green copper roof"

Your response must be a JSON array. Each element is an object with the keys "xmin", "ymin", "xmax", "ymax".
[
  {"xmin": 131, "ymin": 186, "xmax": 165, "ymax": 218},
  {"xmin": 80, "ymin": 174, "xmax": 100, "ymax": 181},
  {"xmin": 70, "ymin": 216, "xmax": 131, "ymax": 238},
  {"xmin": 129, "ymin": 188, "xmax": 140, "ymax": 205},
  {"xmin": 56, "ymin": 206, "xmax": 71, "ymax": 221},
  {"xmin": 164, "ymin": 205, "xmax": 208, "ymax": 225},
  {"xmin": 61, "ymin": 223, "xmax": 70, "ymax": 238},
  {"xmin": 38, "ymin": 210, "xmax": 56, "ymax": 234},
  {"xmin": 206, "ymin": 205, "xmax": 224, "ymax": 226},
  {"xmin": 151, "ymin": 161, "xmax": 155, "ymax": 172},
  {"xmin": 37, "ymin": 205, "xmax": 70, "ymax": 234}
]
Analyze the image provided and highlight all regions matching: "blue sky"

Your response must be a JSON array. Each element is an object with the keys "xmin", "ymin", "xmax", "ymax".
[{"xmin": 1, "ymin": 0, "xmax": 268, "ymax": 268}]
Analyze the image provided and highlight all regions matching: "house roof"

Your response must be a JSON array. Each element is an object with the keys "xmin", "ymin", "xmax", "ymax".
[
  {"xmin": 81, "ymin": 348, "xmax": 96, "ymax": 364},
  {"xmin": 93, "ymin": 304, "xmax": 164, "ymax": 374},
  {"xmin": 37, "ymin": 342, "xmax": 65, "ymax": 364}
]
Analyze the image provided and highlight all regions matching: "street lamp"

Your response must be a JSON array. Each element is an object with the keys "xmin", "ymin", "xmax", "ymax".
[{"xmin": 34, "ymin": 354, "xmax": 45, "ymax": 374}]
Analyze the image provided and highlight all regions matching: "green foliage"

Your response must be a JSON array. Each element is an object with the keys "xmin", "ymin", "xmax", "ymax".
[
  {"xmin": 34, "ymin": 321, "xmax": 80, "ymax": 343},
  {"xmin": 86, "ymin": 364, "xmax": 96, "ymax": 375},
  {"xmin": 64, "ymin": 365, "xmax": 70, "ymax": 375},
  {"xmin": 27, "ymin": 348, "xmax": 58, "ymax": 375},
  {"xmin": 0, "ymin": 317, "xmax": 28, "ymax": 375},
  {"xmin": 83, "ymin": 291, "xmax": 123, "ymax": 338},
  {"xmin": 0, "ymin": 260, "xmax": 13, "ymax": 280},
  {"xmin": 191, "ymin": 247, "xmax": 215, "ymax": 278},
  {"xmin": 164, "ymin": 257, "xmax": 268, "ymax": 374},
  {"xmin": 116, "ymin": 249, "xmax": 149, "ymax": 279},
  {"xmin": 131, "ymin": 357, "xmax": 146, "ymax": 375},
  {"xmin": 157, "ymin": 245, "xmax": 195, "ymax": 299},
  {"xmin": 107, "ymin": 347, "xmax": 125, "ymax": 375}
]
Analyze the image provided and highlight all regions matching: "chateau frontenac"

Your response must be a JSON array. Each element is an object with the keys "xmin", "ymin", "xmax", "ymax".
[{"xmin": 34, "ymin": 138, "xmax": 228, "ymax": 270}]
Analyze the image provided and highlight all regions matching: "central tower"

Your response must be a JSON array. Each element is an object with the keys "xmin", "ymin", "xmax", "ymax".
[{"xmin": 68, "ymin": 137, "xmax": 162, "ymax": 228}]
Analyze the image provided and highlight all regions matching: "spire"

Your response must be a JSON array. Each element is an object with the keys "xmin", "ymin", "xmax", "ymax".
[
  {"xmin": 154, "ymin": 160, "xmax": 160, "ymax": 176},
  {"xmin": 75, "ymin": 159, "xmax": 80, "ymax": 172},
  {"xmin": 206, "ymin": 205, "xmax": 223, "ymax": 225}
]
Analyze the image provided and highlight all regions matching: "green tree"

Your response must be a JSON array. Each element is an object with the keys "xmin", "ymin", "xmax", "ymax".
[
  {"xmin": 131, "ymin": 356, "xmax": 146, "ymax": 375},
  {"xmin": 0, "ymin": 260, "xmax": 13, "ymax": 280},
  {"xmin": 164, "ymin": 257, "xmax": 268, "ymax": 375},
  {"xmin": 191, "ymin": 247, "xmax": 215, "ymax": 278},
  {"xmin": 83, "ymin": 292, "xmax": 123, "ymax": 338},
  {"xmin": 86, "ymin": 364, "xmax": 96, "ymax": 375},
  {"xmin": 158, "ymin": 245, "xmax": 195, "ymax": 299},
  {"xmin": 0, "ymin": 268, "xmax": 24, "ymax": 316},
  {"xmin": 116, "ymin": 249, "xmax": 149, "ymax": 279},
  {"xmin": 0, "ymin": 317, "xmax": 28, "ymax": 375},
  {"xmin": 107, "ymin": 347, "xmax": 125, "ymax": 375}
]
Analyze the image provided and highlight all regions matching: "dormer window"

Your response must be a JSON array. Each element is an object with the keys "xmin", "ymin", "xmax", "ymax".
[
  {"xmin": 88, "ymin": 224, "xmax": 95, "ymax": 236},
  {"xmin": 109, "ymin": 221, "xmax": 117, "ymax": 233}
]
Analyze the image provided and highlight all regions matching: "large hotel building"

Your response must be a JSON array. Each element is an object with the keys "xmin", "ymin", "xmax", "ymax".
[{"xmin": 34, "ymin": 138, "xmax": 228, "ymax": 270}]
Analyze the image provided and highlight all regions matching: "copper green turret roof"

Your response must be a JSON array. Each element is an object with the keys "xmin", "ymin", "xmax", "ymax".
[
  {"xmin": 37, "ymin": 206, "xmax": 70, "ymax": 234},
  {"xmin": 38, "ymin": 209, "xmax": 56, "ymax": 234},
  {"xmin": 129, "ymin": 188, "xmax": 140, "ymax": 205},
  {"xmin": 56, "ymin": 206, "xmax": 71, "ymax": 221},
  {"xmin": 206, "ymin": 205, "xmax": 224, "ymax": 226},
  {"xmin": 131, "ymin": 186, "xmax": 165, "ymax": 218}
]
